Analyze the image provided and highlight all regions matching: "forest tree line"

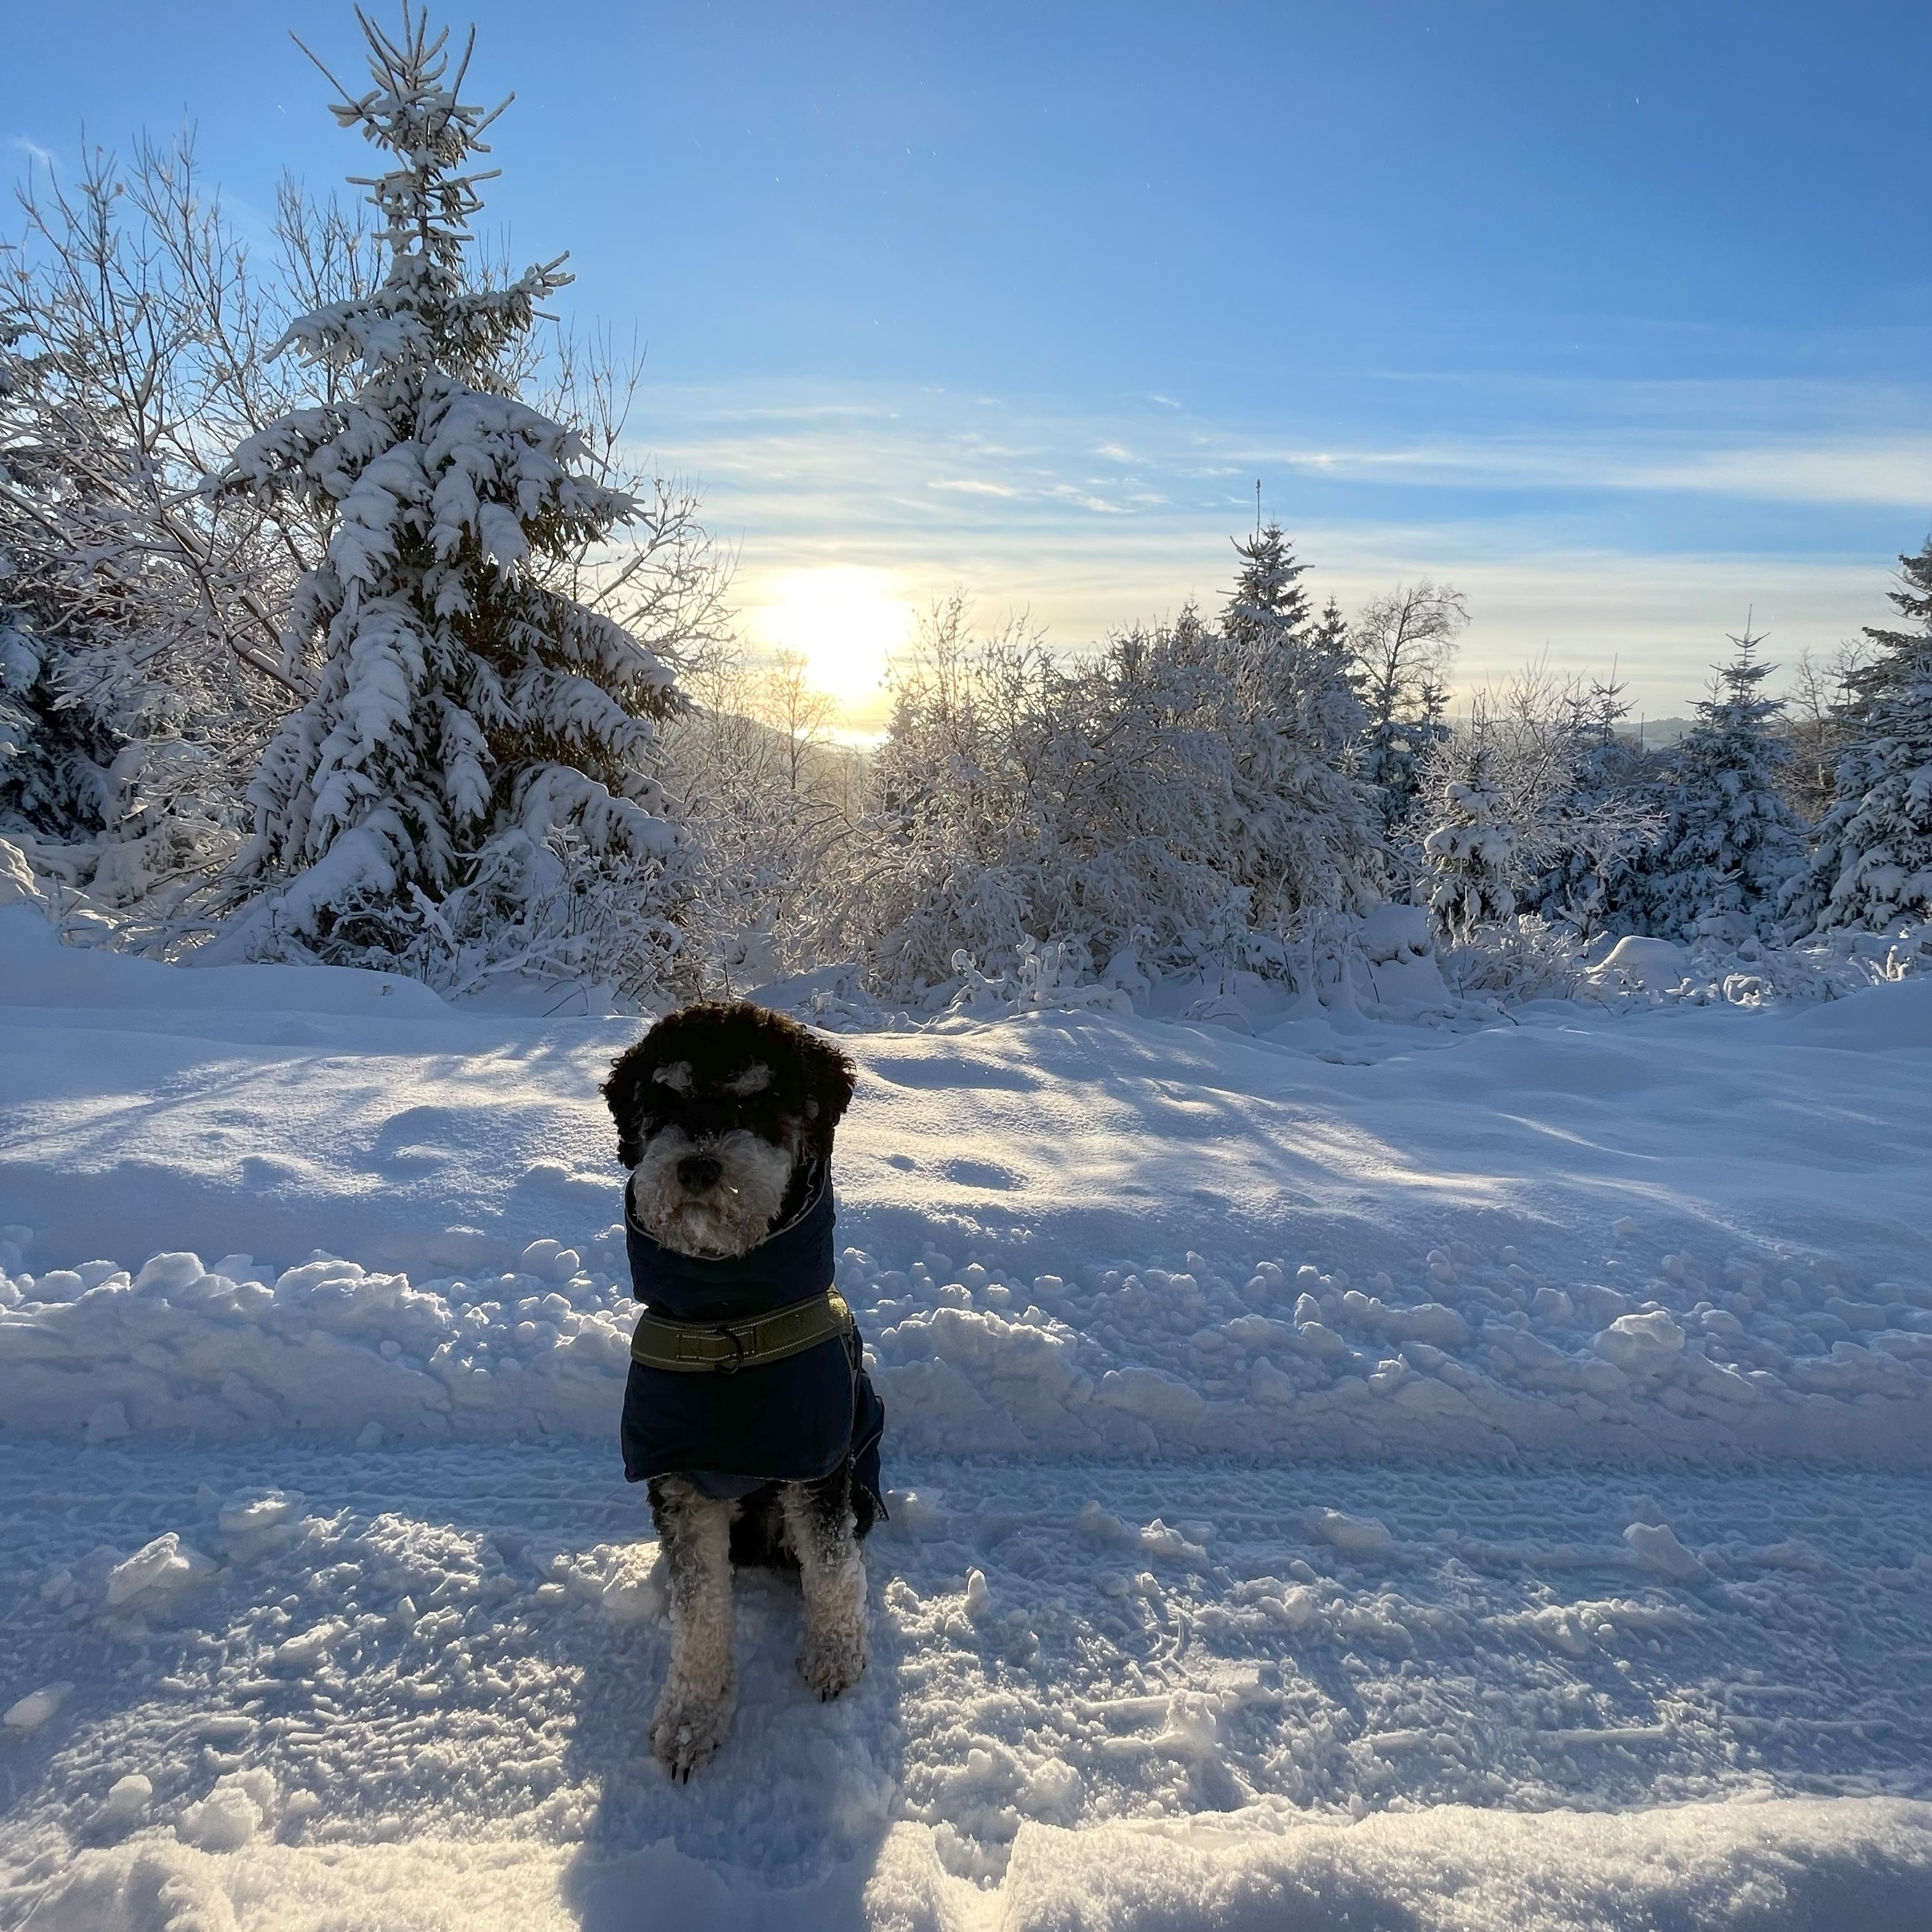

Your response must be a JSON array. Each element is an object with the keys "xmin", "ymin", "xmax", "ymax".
[{"xmin": 3, "ymin": 10, "xmax": 1929, "ymax": 1009}]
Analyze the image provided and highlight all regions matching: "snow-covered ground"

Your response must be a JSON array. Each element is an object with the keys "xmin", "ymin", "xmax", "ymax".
[{"xmin": 3, "ymin": 902, "xmax": 1930, "ymax": 1928}]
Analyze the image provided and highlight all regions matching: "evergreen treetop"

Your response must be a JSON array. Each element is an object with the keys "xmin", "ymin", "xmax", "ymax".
[
  {"xmin": 1222, "ymin": 520, "xmax": 1312, "ymax": 650},
  {"xmin": 1850, "ymin": 536, "xmax": 1932, "ymax": 707}
]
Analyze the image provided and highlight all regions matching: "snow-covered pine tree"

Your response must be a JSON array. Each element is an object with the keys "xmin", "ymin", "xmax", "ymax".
[
  {"xmin": 0, "ymin": 296, "xmax": 135, "ymax": 855},
  {"xmin": 1223, "ymin": 519, "xmax": 1313, "ymax": 651},
  {"xmin": 207, "ymin": 9, "xmax": 684, "ymax": 995},
  {"xmin": 1311, "ymin": 595, "xmax": 1349, "ymax": 665},
  {"xmin": 1215, "ymin": 523, "xmax": 1382, "ymax": 922},
  {"xmin": 1634, "ymin": 626, "xmax": 1805, "ymax": 940},
  {"xmin": 1421, "ymin": 729, "xmax": 1517, "ymax": 940},
  {"xmin": 0, "ymin": 617, "xmax": 116, "ymax": 844},
  {"xmin": 1783, "ymin": 538, "xmax": 1932, "ymax": 935}
]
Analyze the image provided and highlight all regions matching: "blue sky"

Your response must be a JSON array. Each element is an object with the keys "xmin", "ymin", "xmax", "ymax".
[{"xmin": 8, "ymin": 1, "xmax": 1929, "ymax": 721}]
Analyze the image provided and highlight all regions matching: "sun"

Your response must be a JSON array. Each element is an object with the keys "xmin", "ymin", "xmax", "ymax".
[{"xmin": 748, "ymin": 567, "xmax": 912, "ymax": 721}]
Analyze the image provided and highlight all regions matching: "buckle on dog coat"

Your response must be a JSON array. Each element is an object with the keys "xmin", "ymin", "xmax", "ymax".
[{"xmin": 629, "ymin": 1287, "xmax": 856, "ymax": 1374}]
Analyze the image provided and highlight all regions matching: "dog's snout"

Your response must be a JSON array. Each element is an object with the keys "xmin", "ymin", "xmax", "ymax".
[{"xmin": 677, "ymin": 1154, "xmax": 723, "ymax": 1193}]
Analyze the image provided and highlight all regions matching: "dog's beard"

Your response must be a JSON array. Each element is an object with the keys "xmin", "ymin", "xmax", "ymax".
[{"xmin": 628, "ymin": 1126, "xmax": 797, "ymax": 1258}]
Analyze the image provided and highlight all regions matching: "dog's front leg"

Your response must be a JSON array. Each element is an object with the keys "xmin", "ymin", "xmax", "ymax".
[
  {"xmin": 781, "ymin": 1465, "xmax": 868, "ymax": 1700},
  {"xmin": 648, "ymin": 1475, "xmax": 738, "ymax": 1778}
]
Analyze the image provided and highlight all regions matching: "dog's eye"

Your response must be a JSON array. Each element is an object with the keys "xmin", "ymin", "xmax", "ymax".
[
  {"xmin": 650, "ymin": 1061, "xmax": 694, "ymax": 1094},
  {"xmin": 723, "ymin": 1064, "xmax": 771, "ymax": 1096}
]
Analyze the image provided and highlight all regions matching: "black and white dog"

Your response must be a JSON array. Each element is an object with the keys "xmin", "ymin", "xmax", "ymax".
[{"xmin": 602, "ymin": 1002, "xmax": 883, "ymax": 1779}]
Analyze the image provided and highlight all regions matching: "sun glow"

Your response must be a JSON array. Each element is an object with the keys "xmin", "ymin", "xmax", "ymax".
[{"xmin": 748, "ymin": 567, "xmax": 912, "ymax": 721}]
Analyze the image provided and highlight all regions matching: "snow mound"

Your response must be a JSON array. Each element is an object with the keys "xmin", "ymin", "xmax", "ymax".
[
  {"xmin": 1592, "ymin": 936, "xmax": 1691, "ymax": 990},
  {"xmin": 4, "ymin": 1225, "xmax": 1928, "ymax": 1468}
]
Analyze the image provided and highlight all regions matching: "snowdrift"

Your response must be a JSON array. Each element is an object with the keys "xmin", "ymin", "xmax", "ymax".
[{"xmin": 26, "ymin": 1797, "xmax": 1932, "ymax": 1931}]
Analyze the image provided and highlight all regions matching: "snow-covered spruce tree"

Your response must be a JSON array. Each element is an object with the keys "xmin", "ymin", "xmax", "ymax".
[
  {"xmin": 0, "ymin": 253, "xmax": 177, "ymax": 876},
  {"xmin": 208, "ymin": 10, "xmax": 685, "ymax": 998},
  {"xmin": 1214, "ymin": 523, "xmax": 1382, "ymax": 924},
  {"xmin": 1223, "ymin": 519, "xmax": 1313, "ymax": 644},
  {"xmin": 1311, "ymin": 594, "xmax": 1349, "ymax": 666},
  {"xmin": 1, "ymin": 322, "xmax": 114, "ymax": 839},
  {"xmin": 0, "ymin": 615, "xmax": 115, "ymax": 844},
  {"xmin": 1634, "ymin": 627, "xmax": 1805, "ymax": 940},
  {"xmin": 1420, "ymin": 724, "xmax": 1516, "ymax": 941},
  {"xmin": 1783, "ymin": 538, "xmax": 1932, "ymax": 935}
]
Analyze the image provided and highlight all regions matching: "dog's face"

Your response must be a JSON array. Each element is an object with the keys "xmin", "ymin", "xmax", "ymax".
[{"xmin": 602, "ymin": 1002, "xmax": 857, "ymax": 1259}]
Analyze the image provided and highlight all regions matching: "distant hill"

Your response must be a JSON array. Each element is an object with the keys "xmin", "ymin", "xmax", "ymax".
[{"xmin": 1616, "ymin": 716, "xmax": 1694, "ymax": 749}]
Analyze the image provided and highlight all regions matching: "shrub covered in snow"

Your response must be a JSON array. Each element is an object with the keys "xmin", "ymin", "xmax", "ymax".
[
  {"xmin": 851, "ymin": 550, "xmax": 1381, "ymax": 1001},
  {"xmin": 1420, "ymin": 733, "xmax": 1517, "ymax": 941},
  {"xmin": 663, "ymin": 648, "xmax": 867, "ymax": 997},
  {"xmin": 1416, "ymin": 671, "xmax": 1661, "ymax": 949}
]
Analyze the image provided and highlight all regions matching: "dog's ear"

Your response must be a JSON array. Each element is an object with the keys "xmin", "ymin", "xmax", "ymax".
[
  {"xmin": 797, "ymin": 1029, "xmax": 857, "ymax": 1137},
  {"xmin": 601, "ymin": 1038, "xmax": 661, "ymax": 1168}
]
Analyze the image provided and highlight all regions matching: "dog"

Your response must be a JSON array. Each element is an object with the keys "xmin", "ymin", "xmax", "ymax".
[{"xmin": 601, "ymin": 1001, "xmax": 882, "ymax": 1779}]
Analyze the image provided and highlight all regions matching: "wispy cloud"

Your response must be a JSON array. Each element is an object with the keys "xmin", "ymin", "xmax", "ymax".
[
  {"xmin": 627, "ymin": 372, "xmax": 1920, "ymax": 713},
  {"xmin": 10, "ymin": 133, "xmax": 59, "ymax": 174},
  {"xmin": 1049, "ymin": 485, "xmax": 1129, "ymax": 514},
  {"xmin": 928, "ymin": 478, "xmax": 1018, "ymax": 497},
  {"xmin": 1249, "ymin": 432, "xmax": 1932, "ymax": 507}
]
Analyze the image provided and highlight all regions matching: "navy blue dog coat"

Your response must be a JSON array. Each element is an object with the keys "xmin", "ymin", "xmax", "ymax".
[{"xmin": 619, "ymin": 1176, "xmax": 885, "ymax": 1510}]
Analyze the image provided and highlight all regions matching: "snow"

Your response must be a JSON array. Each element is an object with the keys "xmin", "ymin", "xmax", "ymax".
[
  {"xmin": 3, "ymin": 905, "xmax": 1931, "ymax": 1928},
  {"xmin": 1591, "ymin": 935, "xmax": 1690, "ymax": 990}
]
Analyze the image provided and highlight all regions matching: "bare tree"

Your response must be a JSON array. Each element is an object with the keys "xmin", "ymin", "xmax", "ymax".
[
  {"xmin": 663, "ymin": 641, "xmax": 862, "ymax": 993},
  {"xmin": 1349, "ymin": 580, "xmax": 1468, "ymax": 831},
  {"xmin": 528, "ymin": 324, "xmax": 733, "ymax": 683},
  {"xmin": 758, "ymin": 648, "xmax": 839, "ymax": 793},
  {"xmin": 0, "ymin": 135, "xmax": 378, "ymax": 924},
  {"xmin": 1780, "ymin": 638, "xmax": 1870, "ymax": 822}
]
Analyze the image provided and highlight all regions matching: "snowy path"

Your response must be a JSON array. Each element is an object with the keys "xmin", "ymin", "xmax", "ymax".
[
  {"xmin": 4, "ymin": 912, "xmax": 1932, "ymax": 1925},
  {"xmin": 4, "ymin": 1443, "xmax": 1931, "ymax": 1928}
]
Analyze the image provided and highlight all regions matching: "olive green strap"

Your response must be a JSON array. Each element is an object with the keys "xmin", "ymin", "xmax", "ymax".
[{"xmin": 629, "ymin": 1286, "xmax": 855, "ymax": 1374}]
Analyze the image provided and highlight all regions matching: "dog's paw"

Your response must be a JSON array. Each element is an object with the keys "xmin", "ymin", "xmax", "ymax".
[
  {"xmin": 650, "ymin": 1687, "xmax": 733, "ymax": 1780},
  {"xmin": 797, "ymin": 1618, "xmax": 868, "ymax": 1701}
]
